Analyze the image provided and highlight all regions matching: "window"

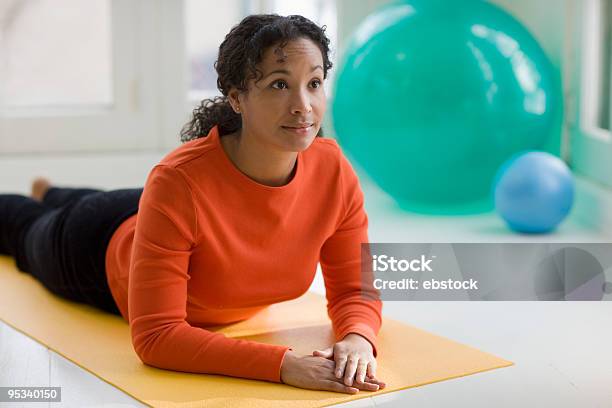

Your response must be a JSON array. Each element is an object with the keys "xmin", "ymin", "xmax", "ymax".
[
  {"xmin": 0, "ymin": 1, "xmax": 338, "ymax": 153},
  {"xmin": 185, "ymin": 0, "xmax": 247, "ymax": 102},
  {"xmin": 0, "ymin": 0, "xmax": 159, "ymax": 154},
  {"xmin": 579, "ymin": 0, "xmax": 611, "ymax": 139},
  {"xmin": 568, "ymin": 0, "xmax": 612, "ymax": 189},
  {"xmin": 1, "ymin": 0, "xmax": 112, "ymax": 109},
  {"xmin": 600, "ymin": 0, "xmax": 611, "ymax": 131}
]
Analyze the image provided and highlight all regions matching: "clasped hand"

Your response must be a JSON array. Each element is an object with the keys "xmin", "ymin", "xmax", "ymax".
[{"xmin": 280, "ymin": 333, "xmax": 386, "ymax": 394}]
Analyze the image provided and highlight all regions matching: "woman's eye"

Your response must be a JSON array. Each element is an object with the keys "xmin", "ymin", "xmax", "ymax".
[
  {"xmin": 271, "ymin": 80, "xmax": 288, "ymax": 90},
  {"xmin": 271, "ymin": 79, "xmax": 323, "ymax": 90}
]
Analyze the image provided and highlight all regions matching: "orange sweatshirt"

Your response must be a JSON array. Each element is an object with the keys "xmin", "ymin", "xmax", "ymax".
[{"xmin": 104, "ymin": 124, "xmax": 382, "ymax": 383}]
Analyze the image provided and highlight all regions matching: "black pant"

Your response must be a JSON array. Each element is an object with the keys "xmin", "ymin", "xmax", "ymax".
[{"xmin": 0, "ymin": 186, "xmax": 143, "ymax": 315}]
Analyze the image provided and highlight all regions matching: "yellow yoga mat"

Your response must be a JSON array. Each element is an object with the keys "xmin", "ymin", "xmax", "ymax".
[{"xmin": 0, "ymin": 255, "xmax": 513, "ymax": 407}]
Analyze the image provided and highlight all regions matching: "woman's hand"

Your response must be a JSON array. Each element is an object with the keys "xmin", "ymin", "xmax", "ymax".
[
  {"xmin": 312, "ymin": 333, "xmax": 386, "ymax": 389},
  {"xmin": 280, "ymin": 350, "xmax": 383, "ymax": 394}
]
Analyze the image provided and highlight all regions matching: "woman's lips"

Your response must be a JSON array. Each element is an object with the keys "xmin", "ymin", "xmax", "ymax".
[{"xmin": 282, "ymin": 124, "xmax": 313, "ymax": 135}]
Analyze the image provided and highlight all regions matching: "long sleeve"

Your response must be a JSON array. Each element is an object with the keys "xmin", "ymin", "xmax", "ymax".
[
  {"xmin": 128, "ymin": 164, "xmax": 292, "ymax": 383},
  {"xmin": 319, "ymin": 153, "xmax": 383, "ymax": 356}
]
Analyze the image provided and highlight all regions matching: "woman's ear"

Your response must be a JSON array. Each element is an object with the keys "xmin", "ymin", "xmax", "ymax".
[{"xmin": 227, "ymin": 89, "xmax": 241, "ymax": 113}]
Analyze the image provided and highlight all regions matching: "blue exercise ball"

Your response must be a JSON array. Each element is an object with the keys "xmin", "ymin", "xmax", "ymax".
[
  {"xmin": 332, "ymin": 0, "xmax": 563, "ymax": 214},
  {"xmin": 494, "ymin": 151, "xmax": 574, "ymax": 233}
]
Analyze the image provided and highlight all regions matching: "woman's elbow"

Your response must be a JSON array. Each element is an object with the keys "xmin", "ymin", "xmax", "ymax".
[{"xmin": 131, "ymin": 336, "xmax": 157, "ymax": 366}]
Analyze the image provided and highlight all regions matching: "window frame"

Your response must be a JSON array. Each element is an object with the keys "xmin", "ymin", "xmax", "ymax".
[
  {"xmin": 0, "ymin": 0, "xmax": 163, "ymax": 154},
  {"xmin": 566, "ymin": 0, "xmax": 612, "ymax": 188}
]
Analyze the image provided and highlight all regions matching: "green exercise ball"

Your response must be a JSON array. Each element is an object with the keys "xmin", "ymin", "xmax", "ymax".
[{"xmin": 332, "ymin": 0, "xmax": 562, "ymax": 214}]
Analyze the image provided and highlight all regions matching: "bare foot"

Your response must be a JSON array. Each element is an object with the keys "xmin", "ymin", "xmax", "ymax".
[{"xmin": 31, "ymin": 177, "xmax": 52, "ymax": 202}]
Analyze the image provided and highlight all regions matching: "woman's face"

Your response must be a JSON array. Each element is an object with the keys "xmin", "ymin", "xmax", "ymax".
[{"xmin": 229, "ymin": 37, "xmax": 327, "ymax": 153}]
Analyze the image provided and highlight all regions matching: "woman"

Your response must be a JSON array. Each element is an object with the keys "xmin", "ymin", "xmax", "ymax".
[{"xmin": 0, "ymin": 14, "xmax": 385, "ymax": 394}]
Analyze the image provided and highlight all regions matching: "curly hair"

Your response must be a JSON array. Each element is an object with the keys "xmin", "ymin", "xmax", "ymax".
[{"xmin": 180, "ymin": 14, "xmax": 333, "ymax": 143}]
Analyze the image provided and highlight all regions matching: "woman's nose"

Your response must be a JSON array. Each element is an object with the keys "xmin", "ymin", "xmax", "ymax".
[{"xmin": 290, "ymin": 90, "xmax": 313, "ymax": 114}]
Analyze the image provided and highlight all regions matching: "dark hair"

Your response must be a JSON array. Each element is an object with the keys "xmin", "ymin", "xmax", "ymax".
[{"xmin": 180, "ymin": 14, "xmax": 333, "ymax": 143}]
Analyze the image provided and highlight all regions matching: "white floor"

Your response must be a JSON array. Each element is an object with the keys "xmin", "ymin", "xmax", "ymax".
[{"xmin": 1, "ymin": 151, "xmax": 612, "ymax": 407}]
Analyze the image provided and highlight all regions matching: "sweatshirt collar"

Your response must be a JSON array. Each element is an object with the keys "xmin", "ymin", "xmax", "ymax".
[{"xmin": 209, "ymin": 125, "xmax": 302, "ymax": 194}]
